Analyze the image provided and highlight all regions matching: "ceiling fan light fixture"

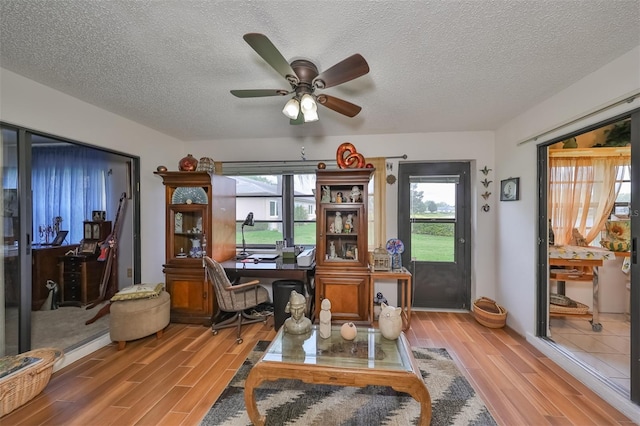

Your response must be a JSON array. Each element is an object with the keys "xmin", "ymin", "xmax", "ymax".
[
  {"xmin": 282, "ymin": 98, "xmax": 300, "ymax": 119},
  {"xmin": 300, "ymin": 94, "xmax": 319, "ymax": 122}
]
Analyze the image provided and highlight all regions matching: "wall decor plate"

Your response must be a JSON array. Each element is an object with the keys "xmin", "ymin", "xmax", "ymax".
[{"xmin": 171, "ymin": 187, "xmax": 208, "ymax": 204}]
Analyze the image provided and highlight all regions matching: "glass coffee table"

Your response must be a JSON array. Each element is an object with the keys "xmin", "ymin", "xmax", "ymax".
[{"xmin": 244, "ymin": 325, "xmax": 431, "ymax": 425}]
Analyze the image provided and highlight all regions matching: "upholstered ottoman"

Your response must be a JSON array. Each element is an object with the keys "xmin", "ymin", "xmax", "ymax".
[{"xmin": 109, "ymin": 290, "xmax": 170, "ymax": 350}]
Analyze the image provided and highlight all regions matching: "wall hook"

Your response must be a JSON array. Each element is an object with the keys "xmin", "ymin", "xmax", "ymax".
[
  {"xmin": 481, "ymin": 191, "xmax": 491, "ymax": 200},
  {"xmin": 481, "ymin": 179, "xmax": 493, "ymax": 187},
  {"xmin": 482, "ymin": 204, "xmax": 490, "ymax": 212},
  {"xmin": 480, "ymin": 166, "xmax": 492, "ymax": 175}
]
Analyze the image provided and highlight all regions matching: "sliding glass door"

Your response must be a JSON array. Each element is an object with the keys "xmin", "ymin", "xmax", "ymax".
[
  {"xmin": 1, "ymin": 126, "xmax": 23, "ymax": 355},
  {"xmin": 1, "ymin": 123, "xmax": 141, "ymax": 356}
]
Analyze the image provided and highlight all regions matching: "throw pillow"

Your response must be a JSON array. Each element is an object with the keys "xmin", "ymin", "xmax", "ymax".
[{"xmin": 111, "ymin": 283, "xmax": 164, "ymax": 302}]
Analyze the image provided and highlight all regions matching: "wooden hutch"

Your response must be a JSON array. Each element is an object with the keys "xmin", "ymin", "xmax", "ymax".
[
  {"xmin": 155, "ymin": 171, "xmax": 236, "ymax": 324},
  {"xmin": 314, "ymin": 168, "xmax": 373, "ymax": 324}
]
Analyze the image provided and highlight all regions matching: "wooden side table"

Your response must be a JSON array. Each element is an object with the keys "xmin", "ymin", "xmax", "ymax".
[{"xmin": 369, "ymin": 268, "xmax": 412, "ymax": 330}]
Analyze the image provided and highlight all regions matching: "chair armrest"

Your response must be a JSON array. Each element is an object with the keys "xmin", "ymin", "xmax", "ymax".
[{"xmin": 223, "ymin": 279, "xmax": 260, "ymax": 292}]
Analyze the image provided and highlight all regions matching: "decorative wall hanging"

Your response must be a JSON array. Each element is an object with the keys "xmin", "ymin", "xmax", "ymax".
[
  {"xmin": 479, "ymin": 165, "xmax": 493, "ymax": 212},
  {"xmin": 480, "ymin": 166, "xmax": 492, "ymax": 175},
  {"xmin": 500, "ymin": 177, "xmax": 520, "ymax": 201}
]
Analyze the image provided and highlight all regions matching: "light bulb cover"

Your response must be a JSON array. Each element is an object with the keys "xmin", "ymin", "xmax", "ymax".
[
  {"xmin": 300, "ymin": 94, "xmax": 316, "ymax": 112},
  {"xmin": 282, "ymin": 98, "xmax": 300, "ymax": 119},
  {"xmin": 303, "ymin": 108, "xmax": 319, "ymax": 122}
]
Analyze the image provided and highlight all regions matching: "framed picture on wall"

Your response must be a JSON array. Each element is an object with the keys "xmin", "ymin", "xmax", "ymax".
[{"xmin": 500, "ymin": 177, "xmax": 520, "ymax": 201}]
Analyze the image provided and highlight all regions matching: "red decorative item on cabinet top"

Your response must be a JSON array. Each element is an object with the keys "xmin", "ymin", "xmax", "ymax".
[
  {"xmin": 336, "ymin": 142, "xmax": 365, "ymax": 169},
  {"xmin": 178, "ymin": 154, "xmax": 198, "ymax": 171}
]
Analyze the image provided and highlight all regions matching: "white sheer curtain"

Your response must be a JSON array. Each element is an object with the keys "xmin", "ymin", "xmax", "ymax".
[
  {"xmin": 549, "ymin": 154, "xmax": 629, "ymax": 245},
  {"xmin": 31, "ymin": 146, "xmax": 108, "ymax": 244}
]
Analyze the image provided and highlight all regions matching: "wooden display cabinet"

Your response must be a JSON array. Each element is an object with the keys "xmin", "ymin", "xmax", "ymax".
[
  {"xmin": 315, "ymin": 168, "xmax": 373, "ymax": 323},
  {"xmin": 155, "ymin": 171, "xmax": 236, "ymax": 324}
]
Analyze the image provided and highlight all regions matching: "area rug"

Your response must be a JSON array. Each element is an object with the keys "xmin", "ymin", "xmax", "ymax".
[
  {"xmin": 201, "ymin": 341, "xmax": 496, "ymax": 426},
  {"xmin": 4, "ymin": 302, "xmax": 109, "ymax": 354}
]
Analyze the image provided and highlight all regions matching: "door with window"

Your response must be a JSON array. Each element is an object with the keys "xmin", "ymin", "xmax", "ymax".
[{"xmin": 397, "ymin": 162, "xmax": 471, "ymax": 309}]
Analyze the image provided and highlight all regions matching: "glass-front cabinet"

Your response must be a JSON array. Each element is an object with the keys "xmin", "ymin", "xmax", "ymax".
[
  {"xmin": 315, "ymin": 168, "xmax": 373, "ymax": 323},
  {"xmin": 155, "ymin": 171, "xmax": 236, "ymax": 324}
]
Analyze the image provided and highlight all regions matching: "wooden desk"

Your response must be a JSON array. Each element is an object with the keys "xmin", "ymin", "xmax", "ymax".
[
  {"xmin": 220, "ymin": 259, "xmax": 316, "ymax": 318},
  {"xmin": 369, "ymin": 268, "xmax": 412, "ymax": 330}
]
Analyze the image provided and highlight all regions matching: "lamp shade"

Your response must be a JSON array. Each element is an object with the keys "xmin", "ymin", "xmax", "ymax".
[
  {"xmin": 242, "ymin": 212, "xmax": 254, "ymax": 227},
  {"xmin": 300, "ymin": 94, "xmax": 319, "ymax": 122},
  {"xmin": 282, "ymin": 98, "xmax": 300, "ymax": 119}
]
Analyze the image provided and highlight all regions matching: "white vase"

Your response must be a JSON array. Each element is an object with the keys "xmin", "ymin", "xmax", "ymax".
[{"xmin": 378, "ymin": 303, "xmax": 402, "ymax": 340}]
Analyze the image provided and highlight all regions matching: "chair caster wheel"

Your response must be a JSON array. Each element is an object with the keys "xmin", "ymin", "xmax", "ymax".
[
  {"xmin": 236, "ymin": 338, "xmax": 243, "ymax": 344},
  {"xmin": 212, "ymin": 329, "xmax": 219, "ymax": 335}
]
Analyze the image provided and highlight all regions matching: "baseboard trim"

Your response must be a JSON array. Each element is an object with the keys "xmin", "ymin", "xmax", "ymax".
[{"xmin": 53, "ymin": 332, "xmax": 112, "ymax": 372}]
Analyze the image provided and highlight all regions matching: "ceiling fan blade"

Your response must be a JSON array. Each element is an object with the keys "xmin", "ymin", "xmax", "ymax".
[
  {"xmin": 313, "ymin": 54, "xmax": 369, "ymax": 89},
  {"xmin": 243, "ymin": 33, "xmax": 298, "ymax": 84},
  {"xmin": 230, "ymin": 89, "xmax": 289, "ymax": 98},
  {"xmin": 316, "ymin": 94, "xmax": 362, "ymax": 117}
]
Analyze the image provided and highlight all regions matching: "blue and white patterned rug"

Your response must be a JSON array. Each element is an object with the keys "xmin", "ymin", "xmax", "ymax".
[{"xmin": 201, "ymin": 341, "xmax": 496, "ymax": 426}]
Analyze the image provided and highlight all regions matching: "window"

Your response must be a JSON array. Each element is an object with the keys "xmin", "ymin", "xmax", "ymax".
[
  {"xmin": 231, "ymin": 174, "xmax": 316, "ymax": 249},
  {"xmin": 222, "ymin": 157, "xmax": 387, "ymax": 251},
  {"xmin": 269, "ymin": 200, "xmax": 279, "ymax": 217}
]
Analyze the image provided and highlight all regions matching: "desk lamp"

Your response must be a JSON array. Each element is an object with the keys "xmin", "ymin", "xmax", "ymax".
[{"xmin": 238, "ymin": 212, "xmax": 254, "ymax": 259}]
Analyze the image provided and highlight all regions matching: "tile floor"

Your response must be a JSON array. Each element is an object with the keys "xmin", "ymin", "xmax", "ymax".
[{"xmin": 550, "ymin": 313, "xmax": 630, "ymax": 393}]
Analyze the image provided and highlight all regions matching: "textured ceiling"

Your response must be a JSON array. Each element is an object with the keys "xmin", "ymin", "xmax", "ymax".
[{"xmin": 1, "ymin": 1, "xmax": 639, "ymax": 142}]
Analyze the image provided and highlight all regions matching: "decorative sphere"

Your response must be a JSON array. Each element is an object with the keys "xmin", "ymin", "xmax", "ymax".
[
  {"xmin": 365, "ymin": 163, "xmax": 374, "ymax": 168},
  {"xmin": 317, "ymin": 162, "xmax": 326, "ymax": 169},
  {"xmin": 340, "ymin": 322, "xmax": 357, "ymax": 340},
  {"xmin": 156, "ymin": 165, "xmax": 168, "ymax": 172}
]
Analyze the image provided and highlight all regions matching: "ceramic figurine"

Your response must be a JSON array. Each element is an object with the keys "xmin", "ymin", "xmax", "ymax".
[
  {"xmin": 319, "ymin": 298, "xmax": 332, "ymax": 339},
  {"xmin": 379, "ymin": 303, "xmax": 402, "ymax": 340},
  {"xmin": 283, "ymin": 291, "xmax": 312, "ymax": 335},
  {"xmin": 334, "ymin": 212, "xmax": 343, "ymax": 233},
  {"xmin": 321, "ymin": 186, "xmax": 331, "ymax": 203},
  {"xmin": 329, "ymin": 241, "xmax": 336, "ymax": 259},
  {"xmin": 344, "ymin": 213, "xmax": 353, "ymax": 233},
  {"xmin": 340, "ymin": 322, "xmax": 357, "ymax": 340},
  {"xmin": 349, "ymin": 186, "xmax": 361, "ymax": 202}
]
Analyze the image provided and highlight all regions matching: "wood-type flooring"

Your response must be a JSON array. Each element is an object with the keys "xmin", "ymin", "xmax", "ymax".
[{"xmin": 2, "ymin": 311, "xmax": 636, "ymax": 425}]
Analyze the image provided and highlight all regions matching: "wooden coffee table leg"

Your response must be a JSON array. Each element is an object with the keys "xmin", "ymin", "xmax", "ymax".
[
  {"xmin": 244, "ymin": 367, "xmax": 266, "ymax": 426},
  {"xmin": 392, "ymin": 376, "xmax": 432, "ymax": 426}
]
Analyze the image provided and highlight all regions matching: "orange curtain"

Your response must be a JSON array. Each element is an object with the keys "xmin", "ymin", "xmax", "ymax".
[{"xmin": 549, "ymin": 155, "xmax": 629, "ymax": 245}]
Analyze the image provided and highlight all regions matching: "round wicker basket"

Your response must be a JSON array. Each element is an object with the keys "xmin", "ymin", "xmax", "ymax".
[
  {"xmin": 473, "ymin": 297, "xmax": 507, "ymax": 328},
  {"xmin": 0, "ymin": 348, "xmax": 63, "ymax": 417}
]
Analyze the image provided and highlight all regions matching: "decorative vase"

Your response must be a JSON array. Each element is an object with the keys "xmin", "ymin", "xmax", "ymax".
[
  {"xmin": 178, "ymin": 154, "xmax": 198, "ymax": 171},
  {"xmin": 378, "ymin": 303, "xmax": 402, "ymax": 340},
  {"xmin": 340, "ymin": 322, "xmax": 357, "ymax": 340}
]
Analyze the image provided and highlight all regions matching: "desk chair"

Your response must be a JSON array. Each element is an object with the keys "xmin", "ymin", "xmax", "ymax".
[{"xmin": 204, "ymin": 256, "xmax": 271, "ymax": 344}]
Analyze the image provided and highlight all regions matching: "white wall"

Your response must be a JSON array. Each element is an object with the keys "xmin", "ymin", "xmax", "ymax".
[
  {"xmin": 494, "ymin": 46, "xmax": 640, "ymax": 336},
  {"xmin": 0, "ymin": 68, "xmax": 184, "ymax": 284},
  {"xmin": 189, "ymin": 130, "xmax": 497, "ymax": 302}
]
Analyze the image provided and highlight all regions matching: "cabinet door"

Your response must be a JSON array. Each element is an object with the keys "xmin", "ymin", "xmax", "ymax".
[
  {"xmin": 315, "ymin": 273, "xmax": 370, "ymax": 324},
  {"xmin": 317, "ymin": 205, "xmax": 366, "ymax": 268},
  {"xmin": 169, "ymin": 206, "xmax": 207, "ymax": 259},
  {"xmin": 165, "ymin": 268, "xmax": 213, "ymax": 325}
]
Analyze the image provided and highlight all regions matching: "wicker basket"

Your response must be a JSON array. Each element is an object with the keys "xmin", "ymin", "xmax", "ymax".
[
  {"xmin": 473, "ymin": 297, "xmax": 507, "ymax": 328},
  {"xmin": 549, "ymin": 301, "xmax": 590, "ymax": 315},
  {"xmin": 0, "ymin": 348, "xmax": 62, "ymax": 417}
]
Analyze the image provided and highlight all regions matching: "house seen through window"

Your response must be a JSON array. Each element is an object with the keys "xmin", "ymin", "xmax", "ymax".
[{"xmin": 232, "ymin": 174, "xmax": 316, "ymax": 250}]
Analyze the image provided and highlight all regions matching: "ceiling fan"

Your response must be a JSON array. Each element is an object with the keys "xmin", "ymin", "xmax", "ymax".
[{"xmin": 230, "ymin": 33, "xmax": 370, "ymax": 124}]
